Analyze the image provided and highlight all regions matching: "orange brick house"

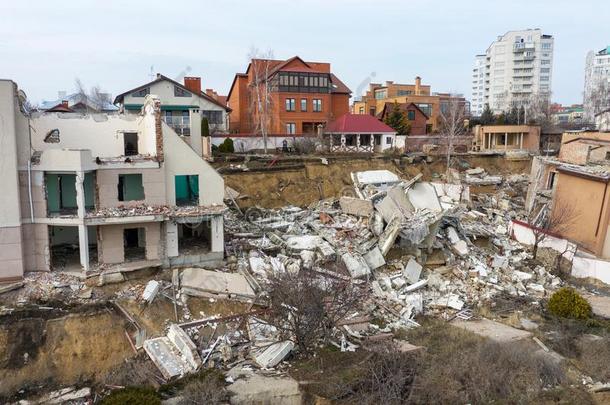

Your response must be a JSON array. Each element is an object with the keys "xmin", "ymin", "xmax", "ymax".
[{"xmin": 226, "ymin": 56, "xmax": 351, "ymax": 135}]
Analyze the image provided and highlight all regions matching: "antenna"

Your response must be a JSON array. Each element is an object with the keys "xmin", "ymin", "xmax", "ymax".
[{"xmin": 149, "ymin": 66, "xmax": 155, "ymax": 81}]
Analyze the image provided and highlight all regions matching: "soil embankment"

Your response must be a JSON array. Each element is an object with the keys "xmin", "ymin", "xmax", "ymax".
[{"xmin": 217, "ymin": 154, "xmax": 531, "ymax": 208}]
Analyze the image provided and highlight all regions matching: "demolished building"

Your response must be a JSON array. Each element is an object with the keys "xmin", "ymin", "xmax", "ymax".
[{"xmin": 0, "ymin": 79, "xmax": 225, "ymax": 281}]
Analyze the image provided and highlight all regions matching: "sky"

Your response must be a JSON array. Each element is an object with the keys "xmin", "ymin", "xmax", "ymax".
[{"xmin": 2, "ymin": 0, "xmax": 609, "ymax": 106}]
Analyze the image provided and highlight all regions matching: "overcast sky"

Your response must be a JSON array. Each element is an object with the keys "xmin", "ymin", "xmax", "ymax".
[{"xmin": 2, "ymin": 0, "xmax": 609, "ymax": 105}]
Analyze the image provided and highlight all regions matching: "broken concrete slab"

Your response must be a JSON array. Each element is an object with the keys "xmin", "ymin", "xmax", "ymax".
[
  {"xmin": 406, "ymin": 182, "xmax": 442, "ymax": 213},
  {"xmin": 285, "ymin": 235, "xmax": 323, "ymax": 251},
  {"xmin": 252, "ymin": 340, "xmax": 295, "ymax": 369},
  {"xmin": 181, "ymin": 268, "xmax": 256, "ymax": 302},
  {"xmin": 97, "ymin": 271, "xmax": 124, "ymax": 286},
  {"xmin": 451, "ymin": 318, "xmax": 533, "ymax": 343},
  {"xmin": 167, "ymin": 324, "xmax": 202, "ymax": 370},
  {"xmin": 341, "ymin": 252, "xmax": 371, "ymax": 278},
  {"xmin": 144, "ymin": 337, "xmax": 193, "ymax": 379},
  {"xmin": 227, "ymin": 369, "xmax": 302, "ymax": 405},
  {"xmin": 339, "ymin": 196, "xmax": 374, "ymax": 217},
  {"xmin": 378, "ymin": 217, "xmax": 402, "ymax": 256},
  {"xmin": 403, "ymin": 258, "xmax": 422, "ymax": 284},
  {"xmin": 429, "ymin": 294, "xmax": 464, "ymax": 310},
  {"xmin": 363, "ymin": 246, "xmax": 385, "ymax": 270},
  {"xmin": 0, "ymin": 281, "xmax": 24, "ymax": 295}
]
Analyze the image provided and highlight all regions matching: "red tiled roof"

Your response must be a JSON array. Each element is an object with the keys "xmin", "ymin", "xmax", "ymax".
[{"xmin": 326, "ymin": 113, "xmax": 395, "ymax": 133}]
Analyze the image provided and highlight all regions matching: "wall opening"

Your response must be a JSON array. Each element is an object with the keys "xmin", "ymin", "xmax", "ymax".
[
  {"xmin": 175, "ymin": 175, "xmax": 199, "ymax": 206},
  {"xmin": 117, "ymin": 174, "xmax": 144, "ymax": 202},
  {"xmin": 45, "ymin": 172, "xmax": 95, "ymax": 216},
  {"xmin": 123, "ymin": 228, "xmax": 146, "ymax": 261},
  {"xmin": 178, "ymin": 221, "xmax": 210, "ymax": 256},
  {"xmin": 123, "ymin": 132, "xmax": 139, "ymax": 156},
  {"xmin": 49, "ymin": 225, "xmax": 97, "ymax": 271}
]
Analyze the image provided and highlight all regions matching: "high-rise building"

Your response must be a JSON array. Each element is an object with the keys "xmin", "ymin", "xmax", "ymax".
[
  {"xmin": 471, "ymin": 55, "xmax": 487, "ymax": 116},
  {"xmin": 471, "ymin": 29, "xmax": 554, "ymax": 115},
  {"xmin": 584, "ymin": 46, "xmax": 610, "ymax": 121}
]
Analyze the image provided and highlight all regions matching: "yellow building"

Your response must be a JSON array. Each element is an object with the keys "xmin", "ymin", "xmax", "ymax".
[{"xmin": 352, "ymin": 76, "xmax": 468, "ymax": 132}]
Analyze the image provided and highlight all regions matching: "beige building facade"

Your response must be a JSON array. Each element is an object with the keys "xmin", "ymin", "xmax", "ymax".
[
  {"xmin": 0, "ymin": 79, "xmax": 225, "ymax": 282},
  {"xmin": 472, "ymin": 125, "xmax": 541, "ymax": 152}
]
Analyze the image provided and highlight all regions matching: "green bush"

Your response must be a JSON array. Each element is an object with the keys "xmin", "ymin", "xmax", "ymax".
[
  {"xmin": 218, "ymin": 138, "xmax": 234, "ymax": 153},
  {"xmin": 201, "ymin": 117, "xmax": 210, "ymax": 137},
  {"xmin": 548, "ymin": 288, "xmax": 592, "ymax": 320},
  {"xmin": 101, "ymin": 386, "xmax": 160, "ymax": 405}
]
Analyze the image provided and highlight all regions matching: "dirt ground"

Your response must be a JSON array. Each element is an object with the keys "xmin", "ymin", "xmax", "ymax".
[
  {"xmin": 0, "ymin": 306, "xmax": 134, "ymax": 400},
  {"xmin": 220, "ymin": 155, "xmax": 531, "ymax": 208}
]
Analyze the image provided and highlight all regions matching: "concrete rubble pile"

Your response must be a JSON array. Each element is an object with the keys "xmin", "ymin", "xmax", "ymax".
[{"xmin": 142, "ymin": 168, "xmax": 558, "ymax": 381}]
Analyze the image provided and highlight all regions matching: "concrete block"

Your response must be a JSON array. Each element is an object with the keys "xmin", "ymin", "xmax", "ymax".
[
  {"xmin": 253, "ymin": 340, "xmax": 294, "ymax": 368},
  {"xmin": 363, "ymin": 246, "xmax": 385, "ymax": 270},
  {"xmin": 403, "ymin": 258, "xmax": 422, "ymax": 284},
  {"xmin": 341, "ymin": 252, "xmax": 371, "ymax": 278},
  {"xmin": 167, "ymin": 324, "xmax": 202, "ymax": 370},
  {"xmin": 339, "ymin": 197, "xmax": 373, "ymax": 217},
  {"xmin": 142, "ymin": 280, "xmax": 160, "ymax": 303}
]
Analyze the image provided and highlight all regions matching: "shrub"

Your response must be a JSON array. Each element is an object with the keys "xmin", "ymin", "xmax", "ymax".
[
  {"xmin": 292, "ymin": 137, "xmax": 318, "ymax": 154},
  {"xmin": 201, "ymin": 117, "xmax": 210, "ymax": 137},
  {"xmin": 548, "ymin": 288, "xmax": 592, "ymax": 320},
  {"xmin": 218, "ymin": 138, "xmax": 234, "ymax": 153},
  {"xmin": 101, "ymin": 386, "xmax": 160, "ymax": 405}
]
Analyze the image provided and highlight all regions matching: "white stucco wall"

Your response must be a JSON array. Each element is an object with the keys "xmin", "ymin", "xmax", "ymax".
[
  {"xmin": 162, "ymin": 121, "xmax": 224, "ymax": 206},
  {"xmin": 27, "ymin": 113, "xmax": 154, "ymax": 161}
]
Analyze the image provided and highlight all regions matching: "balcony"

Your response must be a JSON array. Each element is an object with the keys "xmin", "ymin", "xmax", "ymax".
[
  {"xmin": 513, "ymin": 42, "xmax": 535, "ymax": 52},
  {"xmin": 163, "ymin": 115, "xmax": 191, "ymax": 136}
]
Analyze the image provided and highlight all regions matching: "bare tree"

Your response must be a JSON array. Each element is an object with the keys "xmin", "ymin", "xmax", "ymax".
[
  {"xmin": 247, "ymin": 48, "xmax": 274, "ymax": 154},
  {"xmin": 524, "ymin": 92, "xmax": 553, "ymax": 132},
  {"xmin": 74, "ymin": 78, "xmax": 112, "ymax": 113},
  {"xmin": 266, "ymin": 268, "xmax": 365, "ymax": 354},
  {"xmin": 584, "ymin": 79, "xmax": 610, "ymax": 123},
  {"xmin": 438, "ymin": 96, "xmax": 467, "ymax": 177},
  {"xmin": 527, "ymin": 198, "xmax": 578, "ymax": 259}
]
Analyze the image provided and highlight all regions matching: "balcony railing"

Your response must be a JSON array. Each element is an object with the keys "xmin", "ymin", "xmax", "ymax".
[
  {"xmin": 513, "ymin": 42, "xmax": 535, "ymax": 52},
  {"xmin": 163, "ymin": 116, "xmax": 191, "ymax": 136}
]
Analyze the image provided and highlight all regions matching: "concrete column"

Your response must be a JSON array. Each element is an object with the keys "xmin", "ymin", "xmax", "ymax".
[
  {"xmin": 166, "ymin": 221, "xmax": 179, "ymax": 257},
  {"xmin": 190, "ymin": 109, "xmax": 203, "ymax": 156},
  {"xmin": 210, "ymin": 215, "xmax": 224, "ymax": 253},
  {"xmin": 520, "ymin": 133, "xmax": 523, "ymax": 149},
  {"xmin": 74, "ymin": 171, "xmax": 89, "ymax": 271},
  {"xmin": 78, "ymin": 224, "xmax": 90, "ymax": 272},
  {"xmin": 505, "ymin": 133, "xmax": 508, "ymax": 150}
]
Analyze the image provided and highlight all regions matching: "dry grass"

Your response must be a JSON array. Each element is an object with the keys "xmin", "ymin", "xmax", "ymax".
[
  {"xmin": 576, "ymin": 337, "xmax": 610, "ymax": 382},
  {"xmin": 293, "ymin": 319, "xmax": 572, "ymax": 404}
]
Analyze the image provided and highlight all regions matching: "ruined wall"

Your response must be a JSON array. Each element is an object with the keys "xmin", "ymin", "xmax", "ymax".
[
  {"xmin": 96, "ymin": 168, "xmax": 166, "ymax": 208},
  {"xmin": 21, "ymin": 223, "xmax": 50, "ymax": 271},
  {"xmin": 221, "ymin": 155, "xmax": 531, "ymax": 208},
  {"xmin": 558, "ymin": 142, "xmax": 591, "ymax": 165},
  {"xmin": 553, "ymin": 172, "xmax": 610, "ymax": 256},
  {"xmin": 98, "ymin": 222, "xmax": 162, "ymax": 264}
]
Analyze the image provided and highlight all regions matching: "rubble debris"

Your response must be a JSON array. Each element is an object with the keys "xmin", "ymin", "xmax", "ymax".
[
  {"xmin": 142, "ymin": 280, "xmax": 160, "ymax": 304},
  {"xmin": 403, "ymin": 258, "xmax": 422, "ymax": 284},
  {"xmin": 341, "ymin": 252, "xmax": 371, "ymax": 278},
  {"xmin": 339, "ymin": 196, "xmax": 374, "ymax": 217},
  {"xmin": 0, "ymin": 281, "xmax": 24, "ymax": 295},
  {"xmin": 167, "ymin": 324, "xmax": 202, "ymax": 370},
  {"xmin": 451, "ymin": 318, "xmax": 533, "ymax": 343},
  {"xmin": 181, "ymin": 268, "xmax": 256, "ymax": 302},
  {"xmin": 252, "ymin": 341, "xmax": 295, "ymax": 369}
]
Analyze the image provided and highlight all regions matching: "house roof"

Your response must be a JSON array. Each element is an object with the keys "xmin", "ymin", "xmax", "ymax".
[
  {"xmin": 40, "ymin": 93, "xmax": 117, "ymax": 112},
  {"xmin": 378, "ymin": 102, "xmax": 429, "ymax": 120},
  {"xmin": 113, "ymin": 74, "xmax": 231, "ymax": 112},
  {"xmin": 227, "ymin": 56, "xmax": 351, "ymax": 101},
  {"xmin": 326, "ymin": 113, "xmax": 396, "ymax": 134}
]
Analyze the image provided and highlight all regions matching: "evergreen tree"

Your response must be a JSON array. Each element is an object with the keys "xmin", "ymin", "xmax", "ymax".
[
  {"xmin": 384, "ymin": 102, "xmax": 411, "ymax": 135},
  {"xmin": 480, "ymin": 104, "xmax": 495, "ymax": 125},
  {"xmin": 496, "ymin": 112, "xmax": 507, "ymax": 125},
  {"xmin": 507, "ymin": 106, "xmax": 519, "ymax": 124}
]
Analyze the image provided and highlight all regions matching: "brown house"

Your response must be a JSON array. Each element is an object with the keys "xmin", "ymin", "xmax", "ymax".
[
  {"xmin": 526, "ymin": 132, "xmax": 610, "ymax": 258},
  {"xmin": 377, "ymin": 102, "xmax": 429, "ymax": 135},
  {"xmin": 227, "ymin": 56, "xmax": 351, "ymax": 135}
]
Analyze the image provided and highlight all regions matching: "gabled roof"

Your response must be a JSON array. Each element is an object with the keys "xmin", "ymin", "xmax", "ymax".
[
  {"xmin": 378, "ymin": 102, "xmax": 429, "ymax": 120},
  {"xmin": 326, "ymin": 113, "xmax": 396, "ymax": 134},
  {"xmin": 113, "ymin": 74, "xmax": 231, "ymax": 112},
  {"xmin": 227, "ymin": 56, "xmax": 351, "ymax": 100}
]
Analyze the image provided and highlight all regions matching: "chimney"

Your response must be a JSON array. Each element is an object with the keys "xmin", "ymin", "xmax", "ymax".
[
  {"xmin": 205, "ymin": 88, "xmax": 217, "ymax": 99},
  {"xmin": 415, "ymin": 76, "xmax": 421, "ymax": 95},
  {"xmin": 184, "ymin": 77, "xmax": 201, "ymax": 94},
  {"xmin": 61, "ymin": 100, "xmax": 69, "ymax": 108}
]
